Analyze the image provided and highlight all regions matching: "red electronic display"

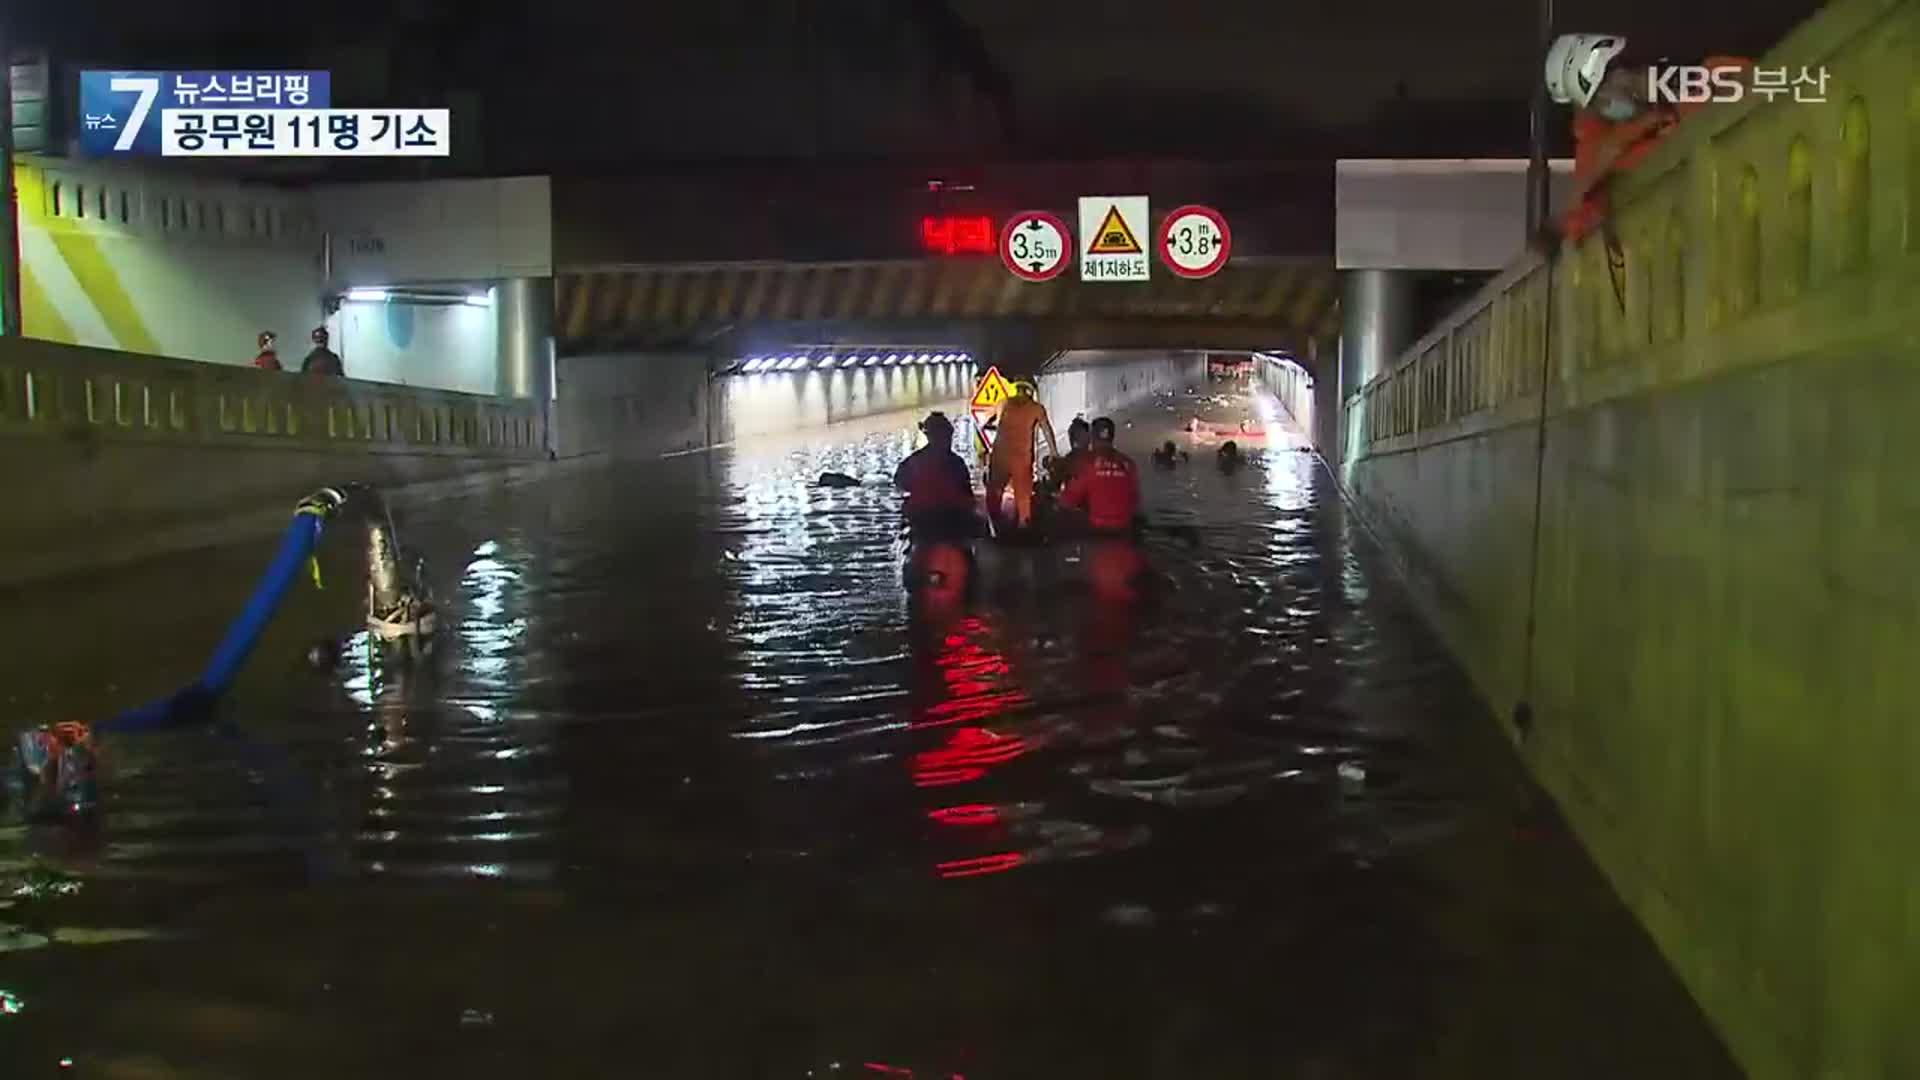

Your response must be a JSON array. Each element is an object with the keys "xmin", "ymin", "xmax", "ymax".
[{"xmin": 920, "ymin": 215, "xmax": 995, "ymax": 255}]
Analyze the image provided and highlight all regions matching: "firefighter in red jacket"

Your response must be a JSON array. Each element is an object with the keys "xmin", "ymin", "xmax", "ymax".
[
  {"xmin": 1058, "ymin": 416, "xmax": 1149, "ymax": 598},
  {"xmin": 1058, "ymin": 417, "xmax": 1141, "ymax": 535},
  {"xmin": 252, "ymin": 331, "xmax": 282, "ymax": 371},
  {"xmin": 1546, "ymin": 34, "xmax": 1754, "ymax": 247}
]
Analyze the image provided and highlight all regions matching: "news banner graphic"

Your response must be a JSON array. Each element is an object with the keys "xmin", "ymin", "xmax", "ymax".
[{"xmin": 79, "ymin": 70, "xmax": 448, "ymax": 157}]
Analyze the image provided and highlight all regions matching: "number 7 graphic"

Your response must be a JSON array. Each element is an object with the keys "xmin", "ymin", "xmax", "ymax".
[{"xmin": 109, "ymin": 76, "xmax": 160, "ymax": 152}]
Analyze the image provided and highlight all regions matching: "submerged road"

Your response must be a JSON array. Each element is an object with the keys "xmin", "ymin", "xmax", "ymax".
[{"xmin": 0, "ymin": 385, "xmax": 1734, "ymax": 1077}]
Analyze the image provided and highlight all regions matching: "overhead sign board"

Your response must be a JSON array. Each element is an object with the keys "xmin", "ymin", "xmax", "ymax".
[
  {"xmin": 999, "ymin": 211, "xmax": 1071, "ymax": 282},
  {"xmin": 1159, "ymin": 204, "xmax": 1232, "ymax": 278},
  {"xmin": 1077, "ymin": 196, "xmax": 1150, "ymax": 283},
  {"xmin": 970, "ymin": 365, "xmax": 1017, "ymax": 456}
]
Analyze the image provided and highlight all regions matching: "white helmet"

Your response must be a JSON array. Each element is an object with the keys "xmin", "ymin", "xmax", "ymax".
[{"xmin": 1545, "ymin": 33, "xmax": 1628, "ymax": 108}]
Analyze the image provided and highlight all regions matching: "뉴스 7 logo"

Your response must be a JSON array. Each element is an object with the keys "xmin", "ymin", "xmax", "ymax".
[{"xmin": 108, "ymin": 75, "xmax": 160, "ymax": 151}]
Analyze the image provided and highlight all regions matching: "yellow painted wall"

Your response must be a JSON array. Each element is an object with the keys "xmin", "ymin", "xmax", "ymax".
[{"xmin": 13, "ymin": 156, "xmax": 324, "ymax": 367}]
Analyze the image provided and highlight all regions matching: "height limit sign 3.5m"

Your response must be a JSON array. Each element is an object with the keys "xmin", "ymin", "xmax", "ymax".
[
  {"xmin": 1000, "ymin": 211, "xmax": 1071, "ymax": 282},
  {"xmin": 1159, "ymin": 204, "xmax": 1231, "ymax": 279},
  {"xmin": 1077, "ymin": 196, "xmax": 1150, "ymax": 283}
]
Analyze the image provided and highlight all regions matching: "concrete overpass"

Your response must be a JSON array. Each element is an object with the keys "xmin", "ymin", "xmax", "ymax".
[{"xmin": 546, "ymin": 159, "xmax": 1343, "ymax": 383}]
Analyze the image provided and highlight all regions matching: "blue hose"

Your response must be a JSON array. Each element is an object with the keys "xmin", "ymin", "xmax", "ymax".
[{"xmin": 99, "ymin": 508, "xmax": 328, "ymax": 735}]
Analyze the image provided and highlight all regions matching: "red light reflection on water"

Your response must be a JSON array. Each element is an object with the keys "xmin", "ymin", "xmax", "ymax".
[
  {"xmin": 912, "ymin": 726, "xmax": 1029, "ymax": 787},
  {"xmin": 927, "ymin": 804, "xmax": 1000, "ymax": 826},
  {"xmin": 863, "ymin": 1064, "xmax": 967, "ymax": 1079},
  {"xmin": 935, "ymin": 852, "xmax": 1025, "ymax": 879},
  {"xmin": 913, "ymin": 620, "xmax": 1027, "ymax": 730}
]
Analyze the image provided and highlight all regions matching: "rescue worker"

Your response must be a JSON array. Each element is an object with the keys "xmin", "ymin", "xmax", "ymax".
[
  {"xmin": 1546, "ymin": 34, "xmax": 1754, "ymax": 248},
  {"xmin": 893, "ymin": 411, "xmax": 981, "ymax": 539},
  {"xmin": 252, "ymin": 331, "xmax": 282, "ymax": 371},
  {"xmin": 1042, "ymin": 418, "xmax": 1092, "ymax": 496},
  {"xmin": 984, "ymin": 379, "xmax": 1060, "ymax": 534},
  {"xmin": 1151, "ymin": 440, "xmax": 1188, "ymax": 469},
  {"xmin": 1059, "ymin": 417, "xmax": 1147, "ymax": 598},
  {"xmin": 1058, "ymin": 417, "xmax": 1142, "ymax": 537},
  {"xmin": 1217, "ymin": 440, "xmax": 1244, "ymax": 474},
  {"xmin": 894, "ymin": 412, "xmax": 982, "ymax": 605},
  {"xmin": 301, "ymin": 326, "xmax": 344, "ymax": 376}
]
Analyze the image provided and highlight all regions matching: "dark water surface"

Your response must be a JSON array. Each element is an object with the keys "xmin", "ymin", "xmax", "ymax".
[{"xmin": 0, "ymin": 390, "xmax": 1735, "ymax": 1078}]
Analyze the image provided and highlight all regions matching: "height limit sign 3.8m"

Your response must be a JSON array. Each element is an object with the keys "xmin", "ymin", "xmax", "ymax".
[
  {"xmin": 1000, "ymin": 211, "xmax": 1071, "ymax": 282},
  {"xmin": 1159, "ymin": 204, "xmax": 1231, "ymax": 279},
  {"xmin": 1078, "ymin": 196, "xmax": 1150, "ymax": 283}
]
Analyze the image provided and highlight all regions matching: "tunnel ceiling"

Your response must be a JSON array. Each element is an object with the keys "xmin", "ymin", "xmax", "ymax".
[{"xmin": 554, "ymin": 257, "xmax": 1338, "ymax": 357}]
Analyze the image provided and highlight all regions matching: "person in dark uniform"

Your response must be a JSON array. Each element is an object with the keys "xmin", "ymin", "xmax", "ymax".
[{"xmin": 301, "ymin": 326, "xmax": 344, "ymax": 376}]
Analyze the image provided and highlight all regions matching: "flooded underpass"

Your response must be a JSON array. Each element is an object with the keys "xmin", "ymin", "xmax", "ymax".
[{"xmin": 0, "ymin": 386, "xmax": 1735, "ymax": 1078}]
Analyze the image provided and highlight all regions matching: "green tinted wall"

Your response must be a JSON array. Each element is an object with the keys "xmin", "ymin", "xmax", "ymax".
[{"xmin": 1342, "ymin": 0, "xmax": 1920, "ymax": 1074}]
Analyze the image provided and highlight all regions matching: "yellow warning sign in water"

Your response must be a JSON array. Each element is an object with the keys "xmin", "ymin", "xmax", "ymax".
[
  {"xmin": 1085, "ymin": 204, "xmax": 1143, "ymax": 255},
  {"xmin": 970, "ymin": 365, "xmax": 1016, "ymax": 408}
]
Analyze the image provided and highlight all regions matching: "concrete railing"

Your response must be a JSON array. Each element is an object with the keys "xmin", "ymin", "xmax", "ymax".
[
  {"xmin": 1334, "ymin": 1, "xmax": 1920, "ymax": 1077},
  {"xmin": 0, "ymin": 337, "xmax": 543, "ymax": 455},
  {"xmin": 0, "ymin": 337, "xmax": 548, "ymax": 585}
]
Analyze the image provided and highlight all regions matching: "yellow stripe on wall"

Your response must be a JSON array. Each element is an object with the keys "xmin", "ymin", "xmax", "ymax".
[
  {"xmin": 46, "ymin": 230, "xmax": 160, "ymax": 355},
  {"xmin": 18, "ymin": 260, "xmax": 75, "ymax": 345}
]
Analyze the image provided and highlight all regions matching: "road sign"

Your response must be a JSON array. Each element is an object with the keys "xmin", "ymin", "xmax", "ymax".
[
  {"xmin": 999, "ymin": 211, "xmax": 1071, "ymax": 281},
  {"xmin": 1159, "ymin": 204, "xmax": 1232, "ymax": 278},
  {"xmin": 971, "ymin": 366, "xmax": 1016, "ymax": 409},
  {"xmin": 1077, "ymin": 196, "xmax": 1150, "ymax": 283},
  {"xmin": 970, "ymin": 365, "xmax": 1017, "ymax": 456}
]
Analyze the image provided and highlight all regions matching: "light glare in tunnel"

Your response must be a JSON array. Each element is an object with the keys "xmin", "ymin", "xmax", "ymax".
[
  {"xmin": 866, "ymin": 355, "xmax": 880, "ymax": 366},
  {"xmin": 886, "ymin": 354, "xmax": 900, "ymax": 365},
  {"xmin": 817, "ymin": 355, "xmax": 837, "ymax": 369}
]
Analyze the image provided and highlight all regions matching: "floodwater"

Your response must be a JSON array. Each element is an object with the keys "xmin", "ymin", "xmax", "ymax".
[{"xmin": 0, "ymin": 386, "xmax": 1736, "ymax": 1078}]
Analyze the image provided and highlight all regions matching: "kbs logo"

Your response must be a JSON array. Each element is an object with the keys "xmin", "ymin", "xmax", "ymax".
[
  {"xmin": 1646, "ymin": 65, "xmax": 1832, "ymax": 106},
  {"xmin": 1646, "ymin": 66, "xmax": 1748, "ymax": 104}
]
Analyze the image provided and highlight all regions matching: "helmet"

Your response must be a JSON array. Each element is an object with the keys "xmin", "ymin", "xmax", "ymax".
[
  {"xmin": 1546, "ymin": 33, "xmax": 1628, "ymax": 107},
  {"xmin": 1013, "ymin": 379, "xmax": 1037, "ymax": 397},
  {"xmin": 258, "ymin": 330, "xmax": 276, "ymax": 349},
  {"xmin": 1090, "ymin": 417, "xmax": 1116, "ymax": 442},
  {"xmin": 921, "ymin": 411, "xmax": 954, "ymax": 438},
  {"xmin": 311, "ymin": 326, "xmax": 329, "ymax": 344}
]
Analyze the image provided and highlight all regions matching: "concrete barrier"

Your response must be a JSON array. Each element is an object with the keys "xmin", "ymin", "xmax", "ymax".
[
  {"xmin": 1337, "ymin": 0, "xmax": 1918, "ymax": 1074},
  {"xmin": 0, "ymin": 337, "xmax": 546, "ymax": 586}
]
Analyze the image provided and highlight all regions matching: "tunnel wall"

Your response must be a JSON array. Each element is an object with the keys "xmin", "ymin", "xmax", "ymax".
[
  {"xmin": 333, "ymin": 297, "xmax": 501, "ymax": 397},
  {"xmin": 13, "ymin": 158, "xmax": 543, "ymax": 396},
  {"xmin": 1256, "ymin": 354, "xmax": 1314, "ymax": 443},
  {"xmin": 553, "ymin": 352, "xmax": 712, "ymax": 458},
  {"xmin": 712, "ymin": 364, "xmax": 974, "ymax": 444},
  {"xmin": 553, "ymin": 354, "xmax": 974, "ymax": 456},
  {"xmin": 1336, "ymin": 1, "xmax": 1916, "ymax": 1076},
  {"xmin": 1037, "ymin": 350, "xmax": 1207, "ymax": 427},
  {"xmin": 13, "ymin": 158, "xmax": 318, "ymax": 366}
]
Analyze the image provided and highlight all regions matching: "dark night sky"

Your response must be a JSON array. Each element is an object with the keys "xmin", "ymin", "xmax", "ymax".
[{"xmin": 14, "ymin": 0, "xmax": 1827, "ymax": 166}]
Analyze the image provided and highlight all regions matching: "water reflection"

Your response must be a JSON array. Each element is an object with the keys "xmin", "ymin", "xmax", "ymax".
[{"xmin": 0, "ymin": 388, "xmax": 1736, "ymax": 1077}]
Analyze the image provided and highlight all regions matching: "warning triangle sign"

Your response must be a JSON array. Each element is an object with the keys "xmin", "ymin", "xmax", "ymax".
[
  {"xmin": 1086, "ymin": 205, "xmax": 1142, "ymax": 255},
  {"xmin": 971, "ymin": 365, "xmax": 1015, "ymax": 408}
]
